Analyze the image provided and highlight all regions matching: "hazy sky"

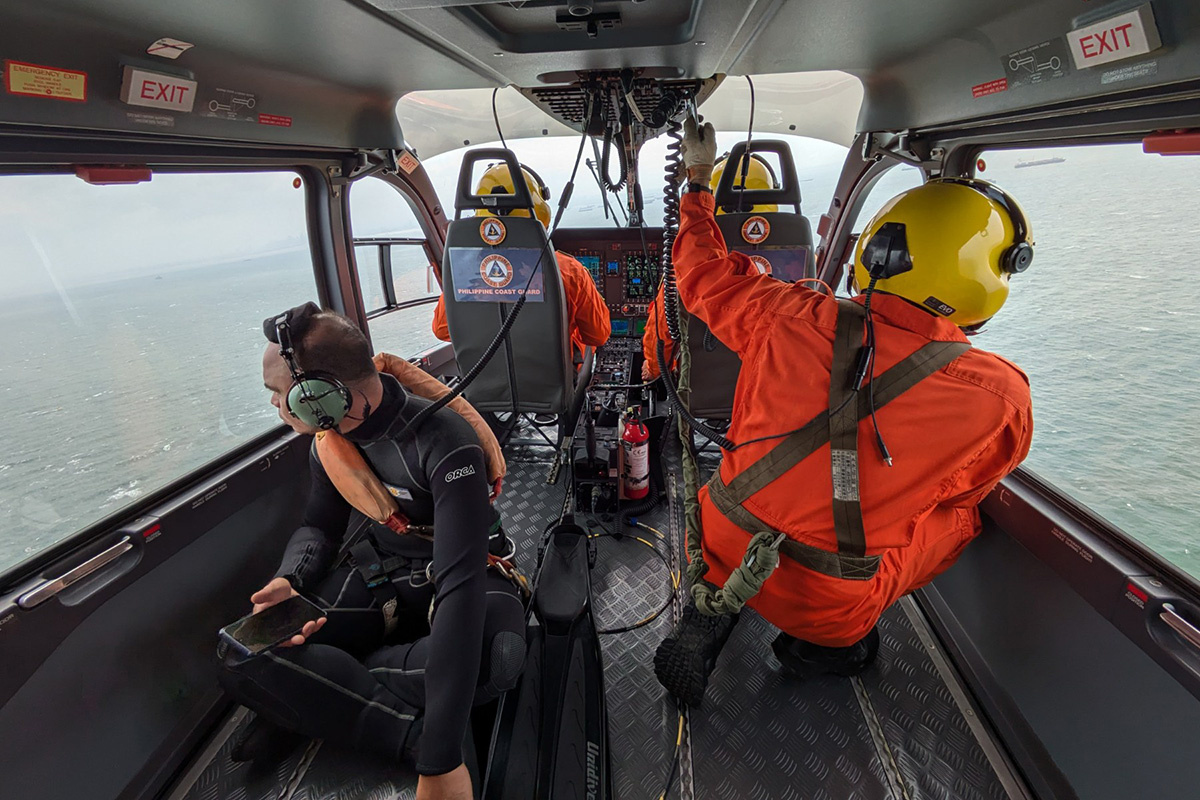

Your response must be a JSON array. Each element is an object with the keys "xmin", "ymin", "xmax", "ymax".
[{"xmin": 0, "ymin": 131, "xmax": 856, "ymax": 301}]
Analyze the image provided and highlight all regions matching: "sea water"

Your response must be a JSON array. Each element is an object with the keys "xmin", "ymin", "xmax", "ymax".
[{"xmin": 1, "ymin": 143, "xmax": 1197, "ymax": 583}]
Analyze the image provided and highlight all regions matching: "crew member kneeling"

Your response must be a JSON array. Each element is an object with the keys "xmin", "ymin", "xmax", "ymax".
[
  {"xmin": 219, "ymin": 303, "xmax": 526, "ymax": 799},
  {"xmin": 432, "ymin": 162, "xmax": 611, "ymax": 363},
  {"xmin": 654, "ymin": 120, "xmax": 1033, "ymax": 705}
]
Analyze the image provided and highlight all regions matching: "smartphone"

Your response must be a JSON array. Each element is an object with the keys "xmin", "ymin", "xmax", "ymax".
[{"xmin": 219, "ymin": 594, "xmax": 326, "ymax": 655}]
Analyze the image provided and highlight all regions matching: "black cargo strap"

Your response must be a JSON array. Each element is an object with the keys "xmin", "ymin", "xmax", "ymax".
[{"xmin": 692, "ymin": 299, "xmax": 969, "ymax": 614}]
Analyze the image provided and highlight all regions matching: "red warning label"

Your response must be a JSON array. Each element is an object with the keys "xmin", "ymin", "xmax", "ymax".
[
  {"xmin": 972, "ymin": 78, "xmax": 1009, "ymax": 98},
  {"xmin": 258, "ymin": 113, "xmax": 293, "ymax": 127}
]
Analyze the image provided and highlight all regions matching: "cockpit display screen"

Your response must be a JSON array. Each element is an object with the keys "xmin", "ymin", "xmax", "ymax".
[
  {"xmin": 576, "ymin": 254, "xmax": 601, "ymax": 280},
  {"xmin": 611, "ymin": 319, "xmax": 630, "ymax": 336}
]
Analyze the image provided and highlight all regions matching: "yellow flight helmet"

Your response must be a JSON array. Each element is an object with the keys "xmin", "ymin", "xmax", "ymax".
[
  {"xmin": 853, "ymin": 177, "xmax": 1033, "ymax": 328},
  {"xmin": 475, "ymin": 163, "xmax": 552, "ymax": 229},
  {"xmin": 711, "ymin": 153, "xmax": 779, "ymax": 214}
]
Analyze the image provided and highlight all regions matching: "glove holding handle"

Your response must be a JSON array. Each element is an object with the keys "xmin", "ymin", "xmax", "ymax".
[{"xmin": 681, "ymin": 116, "xmax": 718, "ymax": 186}]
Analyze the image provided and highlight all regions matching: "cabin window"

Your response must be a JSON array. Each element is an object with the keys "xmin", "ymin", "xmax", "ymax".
[
  {"xmin": 851, "ymin": 164, "xmax": 924, "ymax": 234},
  {"xmin": 974, "ymin": 143, "xmax": 1200, "ymax": 580},
  {"xmin": 348, "ymin": 177, "xmax": 440, "ymax": 357},
  {"xmin": 0, "ymin": 170, "xmax": 315, "ymax": 573}
]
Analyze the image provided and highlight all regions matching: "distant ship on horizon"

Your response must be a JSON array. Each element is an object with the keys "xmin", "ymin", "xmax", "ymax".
[{"xmin": 1015, "ymin": 156, "xmax": 1066, "ymax": 169}]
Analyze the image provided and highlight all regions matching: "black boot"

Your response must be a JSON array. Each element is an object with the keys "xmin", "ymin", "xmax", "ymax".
[
  {"xmin": 653, "ymin": 601, "xmax": 739, "ymax": 707},
  {"xmin": 230, "ymin": 715, "xmax": 306, "ymax": 764},
  {"xmin": 771, "ymin": 627, "xmax": 880, "ymax": 680}
]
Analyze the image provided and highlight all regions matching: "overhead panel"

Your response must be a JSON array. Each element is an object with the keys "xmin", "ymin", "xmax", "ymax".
[
  {"xmin": 368, "ymin": 0, "xmax": 775, "ymax": 88},
  {"xmin": 397, "ymin": 71, "xmax": 862, "ymax": 160}
]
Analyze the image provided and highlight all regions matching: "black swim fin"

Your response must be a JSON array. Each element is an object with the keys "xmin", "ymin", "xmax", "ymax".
[{"xmin": 483, "ymin": 520, "xmax": 611, "ymax": 800}]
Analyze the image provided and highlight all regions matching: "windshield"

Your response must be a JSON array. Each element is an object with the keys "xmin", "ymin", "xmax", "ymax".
[{"xmin": 422, "ymin": 132, "xmax": 849, "ymax": 231}]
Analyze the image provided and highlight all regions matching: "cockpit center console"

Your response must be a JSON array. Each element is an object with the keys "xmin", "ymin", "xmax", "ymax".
[
  {"xmin": 550, "ymin": 228, "xmax": 668, "ymax": 513},
  {"xmin": 552, "ymin": 226, "xmax": 664, "ymax": 340}
]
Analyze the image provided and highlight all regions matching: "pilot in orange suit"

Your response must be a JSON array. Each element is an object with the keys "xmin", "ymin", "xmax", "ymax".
[
  {"xmin": 432, "ymin": 162, "xmax": 610, "ymax": 363},
  {"xmin": 653, "ymin": 119, "xmax": 1034, "ymax": 706},
  {"xmin": 641, "ymin": 284, "xmax": 671, "ymax": 380}
]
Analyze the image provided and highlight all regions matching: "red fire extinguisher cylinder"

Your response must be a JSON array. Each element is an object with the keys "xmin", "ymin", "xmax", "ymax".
[{"xmin": 622, "ymin": 414, "xmax": 650, "ymax": 500}]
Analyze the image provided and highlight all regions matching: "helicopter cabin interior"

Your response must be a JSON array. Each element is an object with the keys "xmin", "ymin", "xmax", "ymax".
[{"xmin": 2, "ymin": 1, "xmax": 1200, "ymax": 799}]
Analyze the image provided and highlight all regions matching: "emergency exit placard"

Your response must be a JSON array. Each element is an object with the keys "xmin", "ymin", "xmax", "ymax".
[
  {"xmin": 4, "ymin": 61, "xmax": 87, "ymax": 101},
  {"xmin": 120, "ymin": 66, "xmax": 197, "ymax": 113},
  {"xmin": 1067, "ymin": 4, "xmax": 1161, "ymax": 70}
]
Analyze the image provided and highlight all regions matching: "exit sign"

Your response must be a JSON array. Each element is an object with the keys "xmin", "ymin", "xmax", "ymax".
[
  {"xmin": 119, "ymin": 66, "xmax": 197, "ymax": 113},
  {"xmin": 1067, "ymin": 4, "xmax": 1162, "ymax": 70}
]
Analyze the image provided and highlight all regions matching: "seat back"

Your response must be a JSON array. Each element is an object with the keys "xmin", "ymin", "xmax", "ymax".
[
  {"xmin": 441, "ymin": 149, "xmax": 573, "ymax": 414},
  {"xmin": 688, "ymin": 140, "xmax": 814, "ymax": 418}
]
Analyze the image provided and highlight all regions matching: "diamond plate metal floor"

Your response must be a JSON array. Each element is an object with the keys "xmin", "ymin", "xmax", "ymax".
[
  {"xmin": 680, "ymin": 432, "xmax": 1021, "ymax": 800},
  {"xmin": 171, "ymin": 421, "xmax": 1025, "ymax": 800}
]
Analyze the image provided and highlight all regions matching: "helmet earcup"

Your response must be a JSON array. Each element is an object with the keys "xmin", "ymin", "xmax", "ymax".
[
  {"xmin": 1003, "ymin": 241, "xmax": 1034, "ymax": 274},
  {"xmin": 286, "ymin": 377, "xmax": 351, "ymax": 429}
]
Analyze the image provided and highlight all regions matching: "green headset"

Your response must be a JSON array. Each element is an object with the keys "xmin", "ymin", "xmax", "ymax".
[{"xmin": 268, "ymin": 306, "xmax": 353, "ymax": 430}]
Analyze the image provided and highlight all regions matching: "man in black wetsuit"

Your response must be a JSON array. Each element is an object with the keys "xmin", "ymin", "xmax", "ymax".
[{"xmin": 219, "ymin": 303, "xmax": 526, "ymax": 800}]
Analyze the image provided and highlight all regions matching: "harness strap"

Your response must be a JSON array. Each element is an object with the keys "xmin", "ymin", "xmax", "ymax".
[
  {"xmin": 829, "ymin": 299, "xmax": 868, "ymax": 557},
  {"xmin": 348, "ymin": 539, "xmax": 400, "ymax": 627},
  {"xmin": 691, "ymin": 302, "xmax": 970, "ymax": 614}
]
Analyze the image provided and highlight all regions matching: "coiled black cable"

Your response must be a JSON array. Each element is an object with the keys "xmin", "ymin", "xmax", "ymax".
[
  {"xmin": 599, "ymin": 125, "xmax": 628, "ymax": 193},
  {"xmin": 661, "ymin": 114, "xmax": 684, "ymax": 342},
  {"xmin": 654, "ymin": 99, "xmax": 737, "ymax": 450}
]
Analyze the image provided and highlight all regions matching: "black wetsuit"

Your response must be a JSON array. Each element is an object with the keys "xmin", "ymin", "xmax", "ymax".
[{"xmin": 219, "ymin": 373, "xmax": 526, "ymax": 775}]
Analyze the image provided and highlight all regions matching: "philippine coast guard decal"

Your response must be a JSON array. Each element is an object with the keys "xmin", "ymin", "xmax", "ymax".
[
  {"xmin": 480, "ymin": 218, "xmax": 507, "ymax": 246},
  {"xmin": 741, "ymin": 216, "xmax": 770, "ymax": 244},
  {"xmin": 447, "ymin": 246, "xmax": 545, "ymax": 302}
]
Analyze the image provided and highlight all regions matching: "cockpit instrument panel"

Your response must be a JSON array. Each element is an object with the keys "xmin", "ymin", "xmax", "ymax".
[{"xmin": 552, "ymin": 227, "xmax": 664, "ymax": 335}]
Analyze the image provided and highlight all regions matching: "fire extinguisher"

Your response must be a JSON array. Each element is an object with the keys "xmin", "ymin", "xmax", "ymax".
[{"xmin": 622, "ymin": 411, "xmax": 650, "ymax": 500}]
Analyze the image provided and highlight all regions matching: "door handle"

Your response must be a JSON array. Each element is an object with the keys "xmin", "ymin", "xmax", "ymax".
[
  {"xmin": 1160, "ymin": 603, "xmax": 1200, "ymax": 650},
  {"xmin": 17, "ymin": 536, "xmax": 133, "ymax": 609}
]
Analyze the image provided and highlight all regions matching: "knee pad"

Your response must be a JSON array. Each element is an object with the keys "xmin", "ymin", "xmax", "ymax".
[{"xmin": 482, "ymin": 630, "xmax": 527, "ymax": 696}]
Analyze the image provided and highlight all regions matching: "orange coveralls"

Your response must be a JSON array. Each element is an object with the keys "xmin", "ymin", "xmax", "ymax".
[
  {"xmin": 675, "ymin": 192, "xmax": 1033, "ymax": 646},
  {"xmin": 433, "ymin": 250, "xmax": 611, "ymax": 362},
  {"xmin": 641, "ymin": 283, "xmax": 673, "ymax": 380}
]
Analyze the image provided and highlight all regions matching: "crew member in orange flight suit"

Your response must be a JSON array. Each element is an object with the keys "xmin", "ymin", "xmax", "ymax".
[
  {"xmin": 641, "ymin": 153, "xmax": 778, "ymax": 381},
  {"xmin": 432, "ymin": 162, "xmax": 610, "ymax": 364},
  {"xmin": 653, "ymin": 119, "xmax": 1034, "ymax": 706}
]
